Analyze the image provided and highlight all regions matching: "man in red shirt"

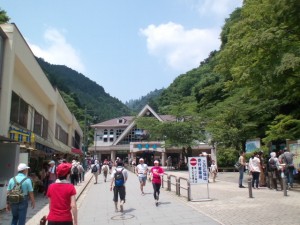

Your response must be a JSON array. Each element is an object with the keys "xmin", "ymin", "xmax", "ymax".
[
  {"xmin": 150, "ymin": 160, "xmax": 164, "ymax": 206},
  {"xmin": 47, "ymin": 163, "xmax": 77, "ymax": 225}
]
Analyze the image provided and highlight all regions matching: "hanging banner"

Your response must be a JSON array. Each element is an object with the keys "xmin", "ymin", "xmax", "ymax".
[{"xmin": 188, "ymin": 157, "xmax": 208, "ymax": 184}]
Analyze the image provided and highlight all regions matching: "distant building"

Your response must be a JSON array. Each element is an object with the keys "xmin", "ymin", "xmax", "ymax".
[{"xmin": 90, "ymin": 105, "xmax": 213, "ymax": 166}]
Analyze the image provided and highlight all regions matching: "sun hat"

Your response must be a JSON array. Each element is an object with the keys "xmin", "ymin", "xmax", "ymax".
[
  {"xmin": 18, "ymin": 163, "xmax": 30, "ymax": 172},
  {"xmin": 56, "ymin": 163, "xmax": 72, "ymax": 177},
  {"xmin": 154, "ymin": 160, "xmax": 159, "ymax": 164},
  {"xmin": 48, "ymin": 160, "xmax": 55, "ymax": 165}
]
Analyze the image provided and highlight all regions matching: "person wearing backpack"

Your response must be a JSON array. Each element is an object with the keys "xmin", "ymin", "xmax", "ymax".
[
  {"xmin": 6, "ymin": 163, "xmax": 35, "ymax": 225},
  {"xmin": 91, "ymin": 160, "xmax": 100, "ymax": 184},
  {"xmin": 110, "ymin": 161, "xmax": 128, "ymax": 212},
  {"xmin": 71, "ymin": 161, "xmax": 79, "ymax": 186}
]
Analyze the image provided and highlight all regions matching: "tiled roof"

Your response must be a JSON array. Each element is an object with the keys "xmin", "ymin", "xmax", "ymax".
[
  {"xmin": 91, "ymin": 114, "xmax": 175, "ymax": 128},
  {"xmin": 91, "ymin": 116, "xmax": 134, "ymax": 128}
]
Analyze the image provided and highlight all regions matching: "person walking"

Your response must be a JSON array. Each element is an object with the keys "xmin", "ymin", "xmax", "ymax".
[
  {"xmin": 47, "ymin": 160, "xmax": 57, "ymax": 188},
  {"xmin": 150, "ymin": 160, "xmax": 164, "ymax": 206},
  {"xmin": 249, "ymin": 152, "xmax": 261, "ymax": 189},
  {"xmin": 210, "ymin": 160, "xmax": 218, "ymax": 182},
  {"xmin": 91, "ymin": 160, "xmax": 100, "ymax": 184},
  {"xmin": 102, "ymin": 162, "xmax": 109, "ymax": 182},
  {"xmin": 110, "ymin": 161, "xmax": 128, "ymax": 212},
  {"xmin": 135, "ymin": 158, "xmax": 148, "ymax": 195},
  {"xmin": 6, "ymin": 163, "xmax": 35, "ymax": 225},
  {"xmin": 238, "ymin": 151, "xmax": 247, "ymax": 188},
  {"xmin": 70, "ymin": 161, "xmax": 79, "ymax": 186},
  {"xmin": 76, "ymin": 162, "xmax": 84, "ymax": 183},
  {"xmin": 46, "ymin": 162, "xmax": 78, "ymax": 225}
]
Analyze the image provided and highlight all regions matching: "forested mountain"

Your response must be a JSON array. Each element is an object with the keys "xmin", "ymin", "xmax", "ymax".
[
  {"xmin": 125, "ymin": 88, "xmax": 164, "ymax": 113},
  {"xmin": 36, "ymin": 58, "xmax": 132, "ymax": 125},
  {"xmin": 153, "ymin": 0, "xmax": 300, "ymax": 153}
]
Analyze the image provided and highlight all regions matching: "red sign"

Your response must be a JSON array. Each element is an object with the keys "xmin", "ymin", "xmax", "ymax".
[{"xmin": 190, "ymin": 158, "xmax": 197, "ymax": 166}]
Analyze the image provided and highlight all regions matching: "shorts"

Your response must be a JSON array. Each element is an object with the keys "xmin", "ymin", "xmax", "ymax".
[
  {"xmin": 139, "ymin": 176, "xmax": 147, "ymax": 183},
  {"xmin": 113, "ymin": 186, "xmax": 126, "ymax": 202}
]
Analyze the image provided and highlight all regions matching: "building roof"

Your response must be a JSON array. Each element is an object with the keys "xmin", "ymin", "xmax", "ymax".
[{"xmin": 91, "ymin": 116, "xmax": 134, "ymax": 128}]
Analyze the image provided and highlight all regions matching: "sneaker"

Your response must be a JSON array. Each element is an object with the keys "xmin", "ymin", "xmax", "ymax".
[
  {"xmin": 239, "ymin": 185, "xmax": 246, "ymax": 188},
  {"xmin": 155, "ymin": 200, "xmax": 158, "ymax": 207},
  {"xmin": 141, "ymin": 192, "xmax": 145, "ymax": 195}
]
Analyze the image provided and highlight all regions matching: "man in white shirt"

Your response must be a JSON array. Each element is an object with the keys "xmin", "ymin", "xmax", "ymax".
[{"xmin": 135, "ymin": 158, "xmax": 148, "ymax": 195}]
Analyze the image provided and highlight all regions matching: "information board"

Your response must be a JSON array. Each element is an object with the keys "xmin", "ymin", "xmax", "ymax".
[{"xmin": 188, "ymin": 157, "xmax": 208, "ymax": 184}]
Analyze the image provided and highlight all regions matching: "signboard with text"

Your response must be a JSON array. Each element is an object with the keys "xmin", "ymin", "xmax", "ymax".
[{"xmin": 188, "ymin": 157, "xmax": 208, "ymax": 184}]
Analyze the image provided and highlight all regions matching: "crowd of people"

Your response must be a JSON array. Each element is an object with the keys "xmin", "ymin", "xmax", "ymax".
[{"xmin": 238, "ymin": 147, "xmax": 298, "ymax": 190}]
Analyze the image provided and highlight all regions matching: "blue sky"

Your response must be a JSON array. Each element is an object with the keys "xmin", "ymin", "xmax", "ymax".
[{"xmin": 1, "ymin": 0, "xmax": 242, "ymax": 103}]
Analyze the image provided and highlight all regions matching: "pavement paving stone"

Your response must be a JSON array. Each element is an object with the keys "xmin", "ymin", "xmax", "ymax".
[{"xmin": 1, "ymin": 168, "xmax": 300, "ymax": 225}]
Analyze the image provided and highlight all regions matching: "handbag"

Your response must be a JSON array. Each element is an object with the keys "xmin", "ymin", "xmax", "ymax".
[
  {"xmin": 40, "ymin": 215, "xmax": 47, "ymax": 225},
  {"xmin": 234, "ymin": 162, "xmax": 242, "ymax": 170}
]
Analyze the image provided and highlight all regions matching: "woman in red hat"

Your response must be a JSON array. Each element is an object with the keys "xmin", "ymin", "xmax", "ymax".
[{"xmin": 46, "ymin": 163, "xmax": 78, "ymax": 225}]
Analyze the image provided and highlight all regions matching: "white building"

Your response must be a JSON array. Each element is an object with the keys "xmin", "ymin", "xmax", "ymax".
[
  {"xmin": 90, "ymin": 105, "xmax": 213, "ymax": 166},
  {"xmin": 0, "ymin": 23, "xmax": 83, "ymax": 184}
]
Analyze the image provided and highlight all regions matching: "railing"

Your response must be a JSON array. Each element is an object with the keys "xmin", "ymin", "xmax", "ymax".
[
  {"xmin": 124, "ymin": 165, "xmax": 191, "ymax": 201},
  {"xmin": 162, "ymin": 173, "xmax": 191, "ymax": 201},
  {"xmin": 178, "ymin": 177, "xmax": 191, "ymax": 201}
]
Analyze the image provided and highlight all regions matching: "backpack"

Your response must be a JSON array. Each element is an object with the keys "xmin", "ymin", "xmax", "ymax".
[
  {"xmin": 102, "ymin": 165, "xmax": 108, "ymax": 172},
  {"xmin": 7, "ymin": 177, "xmax": 28, "ymax": 204},
  {"xmin": 268, "ymin": 158, "xmax": 277, "ymax": 171},
  {"xmin": 114, "ymin": 168, "xmax": 124, "ymax": 186},
  {"xmin": 73, "ymin": 166, "xmax": 79, "ymax": 175},
  {"xmin": 92, "ymin": 165, "xmax": 98, "ymax": 173}
]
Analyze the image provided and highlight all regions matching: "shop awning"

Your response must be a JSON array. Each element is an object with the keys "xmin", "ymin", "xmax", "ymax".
[{"xmin": 71, "ymin": 148, "xmax": 83, "ymax": 155}]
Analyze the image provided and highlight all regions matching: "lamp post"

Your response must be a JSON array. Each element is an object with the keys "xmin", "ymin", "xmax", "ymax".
[
  {"xmin": 94, "ymin": 128, "xmax": 97, "ymax": 160},
  {"xmin": 83, "ymin": 107, "xmax": 98, "ymax": 159}
]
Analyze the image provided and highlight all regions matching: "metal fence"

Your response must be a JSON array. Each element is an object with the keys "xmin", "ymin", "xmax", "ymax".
[{"xmin": 124, "ymin": 165, "xmax": 191, "ymax": 201}]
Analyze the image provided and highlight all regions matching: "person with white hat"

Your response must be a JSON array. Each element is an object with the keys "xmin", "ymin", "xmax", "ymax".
[{"xmin": 6, "ymin": 163, "xmax": 35, "ymax": 225}]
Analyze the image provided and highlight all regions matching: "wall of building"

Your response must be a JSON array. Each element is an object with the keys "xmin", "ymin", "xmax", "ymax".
[{"xmin": 0, "ymin": 23, "xmax": 82, "ymax": 154}]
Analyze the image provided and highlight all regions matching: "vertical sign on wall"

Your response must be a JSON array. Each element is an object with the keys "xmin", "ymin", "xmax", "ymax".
[{"xmin": 188, "ymin": 157, "xmax": 208, "ymax": 184}]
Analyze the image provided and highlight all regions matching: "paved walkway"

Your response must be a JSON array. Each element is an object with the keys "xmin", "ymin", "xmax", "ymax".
[
  {"xmin": 0, "ymin": 171, "xmax": 94, "ymax": 225},
  {"xmin": 77, "ymin": 168, "xmax": 220, "ymax": 225},
  {"xmin": 1, "ymin": 168, "xmax": 300, "ymax": 225}
]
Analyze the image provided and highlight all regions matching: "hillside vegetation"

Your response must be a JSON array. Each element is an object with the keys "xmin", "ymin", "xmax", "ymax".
[{"xmin": 153, "ymin": 0, "xmax": 300, "ymax": 154}]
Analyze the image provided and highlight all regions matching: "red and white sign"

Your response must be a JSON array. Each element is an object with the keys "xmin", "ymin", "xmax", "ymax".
[
  {"xmin": 188, "ymin": 157, "xmax": 208, "ymax": 184},
  {"xmin": 190, "ymin": 158, "xmax": 197, "ymax": 166}
]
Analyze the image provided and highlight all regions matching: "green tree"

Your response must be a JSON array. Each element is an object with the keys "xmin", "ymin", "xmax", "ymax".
[{"xmin": 0, "ymin": 8, "xmax": 10, "ymax": 23}]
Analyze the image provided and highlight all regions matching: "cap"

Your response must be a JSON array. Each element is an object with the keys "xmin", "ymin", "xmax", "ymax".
[
  {"xmin": 18, "ymin": 163, "xmax": 30, "ymax": 172},
  {"xmin": 56, "ymin": 163, "xmax": 72, "ymax": 177},
  {"xmin": 49, "ymin": 160, "xmax": 55, "ymax": 165},
  {"xmin": 139, "ymin": 158, "xmax": 144, "ymax": 161},
  {"xmin": 154, "ymin": 160, "xmax": 159, "ymax": 164}
]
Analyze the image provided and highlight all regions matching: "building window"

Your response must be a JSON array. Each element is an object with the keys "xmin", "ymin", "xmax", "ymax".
[
  {"xmin": 109, "ymin": 129, "xmax": 114, "ymax": 142},
  {"xmin": 55, "ymin": 123, "xmax": 68, "ymax": 145},
  {"xmin": 42, "ymin": 118, "xmax": 48, "ymax": 139},
  {"xmin": 116, "ymin": 129, "xmax": 123, "ymax": 139},
  {"xmin": 33, "ymin": 111, "xmax": 42, "ymax": 136},
  {"xmin": 10, "ymin": 92, "xmax": 28, "ymax": 128}
]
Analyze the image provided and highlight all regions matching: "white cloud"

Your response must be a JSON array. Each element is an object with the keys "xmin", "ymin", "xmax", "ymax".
[
  {"xmin": 140, "ymin": 22, "xmax": 220, "ymax": 72},
  {"xmin": 197, "ymin": 0, "xmax": 243, "ymax": 17},
  {"xmin": 28, "ymin": 28, "xmax": 85, "ymax": 73}
]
